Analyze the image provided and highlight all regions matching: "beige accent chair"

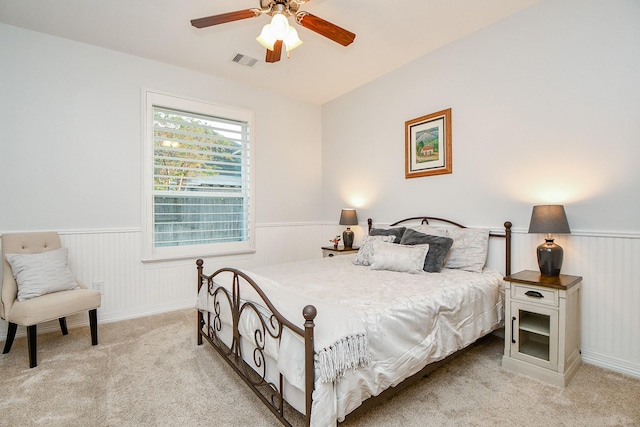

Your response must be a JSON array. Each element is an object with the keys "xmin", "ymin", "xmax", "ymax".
[{"xmin": 1, "ymin": 232, "xmax": 101, "ymax": 368}]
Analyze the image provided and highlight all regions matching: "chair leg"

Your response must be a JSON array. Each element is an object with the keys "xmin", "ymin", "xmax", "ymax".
[
  {"xmin": 3, "ymin": 322, "xmax": 17, "ymax": 354},
  {"xmin": 27, "ymin": 325, "xmax": 37, "ymax": 368},
  {"xmin": 89, "ymin": 309, "xmax": 98, "ymax": 346},
  {"xmin": 59, "ymin": 317, "xmax": 69, "ymax": 335}
]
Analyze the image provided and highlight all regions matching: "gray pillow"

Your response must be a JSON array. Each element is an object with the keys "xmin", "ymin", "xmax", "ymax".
[
  {"xmin": 369, "ymin": 227, "xmax": 406, "ymax": 243},
  {"xmin": 400, "ymin": 228, "xmax": 454, "ymax": 273}
]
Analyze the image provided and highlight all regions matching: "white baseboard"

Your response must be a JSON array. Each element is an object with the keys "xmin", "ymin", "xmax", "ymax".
[
  {"xmin": 94, "ymin": 299, "xmax": 195, "ymax": 325},
  {"xmin": 581, "ymin": 350, "xmax": 640, "ymax": 380}
]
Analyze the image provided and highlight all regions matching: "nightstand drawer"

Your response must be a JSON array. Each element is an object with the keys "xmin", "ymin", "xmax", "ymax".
[
  {"xmin": 511, "ymin": 284, "xmax": 559, "ymax": 307},
  {"xmin": 321, "ymin": 246, "xmax": 359, "ymax": 258}
]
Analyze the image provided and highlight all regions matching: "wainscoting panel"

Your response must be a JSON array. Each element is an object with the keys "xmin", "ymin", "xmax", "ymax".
[
  {"xmin": 0, "ymin": 223, "xmax": 325, "ymax": 343},
  {"xmin": 1, "ymin": 225, "xmax": 638, "ymax": 379}
]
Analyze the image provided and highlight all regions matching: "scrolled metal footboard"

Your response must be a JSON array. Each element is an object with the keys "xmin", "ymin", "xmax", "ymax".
[{"xmin": 196, "ymin": 260, "xmax": 316, "ymax": 427}]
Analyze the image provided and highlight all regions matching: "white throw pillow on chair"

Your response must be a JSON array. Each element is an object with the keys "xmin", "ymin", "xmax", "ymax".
[{"xmin": 5, "ymin": 247, "xmax": 80, "ymax": 301}]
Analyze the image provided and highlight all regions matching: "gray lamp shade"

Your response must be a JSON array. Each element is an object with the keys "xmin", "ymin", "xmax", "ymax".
[
  {"xmin": 339, "ymin": 209, "xmax": 358, "ymax": 248},
  {"xmin": 528, "ymin": 205, "xmax": 571, "ymax": 234},
  {"xmin": 339, "ymin": 209, "xmax": 358, "ymax": 226},
  {"xmin": 528, "ymin": 205, "xmax": 570, "ymax": 277}
]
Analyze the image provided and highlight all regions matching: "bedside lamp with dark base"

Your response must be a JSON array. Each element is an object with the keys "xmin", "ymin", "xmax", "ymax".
[
  {"xmin": 528, "ymin": 205, "xmax": 571, "ymax": 277},
  {"xmin": 339, "ymin": 209, "xmax": 358, "ymax": 249}
]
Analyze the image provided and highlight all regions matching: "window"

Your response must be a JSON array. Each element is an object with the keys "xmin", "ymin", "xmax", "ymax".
[{"xmin": 143, "ymin": 91, "xmax": 254, "ymax": 260}]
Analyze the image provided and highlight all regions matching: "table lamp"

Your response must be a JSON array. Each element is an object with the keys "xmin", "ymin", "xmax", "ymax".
[
  {"xmin": 339, "ymin": 209, "xmax": 358, "ymax": 248},
  {"xmin": 528, "ymin": 205, "xmax": 571, "ymax": 276}
]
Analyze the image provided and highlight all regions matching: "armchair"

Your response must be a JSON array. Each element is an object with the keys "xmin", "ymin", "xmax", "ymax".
[{"xmin": 1, "ymin": 231, "xmax": 101, "ymax": 368}]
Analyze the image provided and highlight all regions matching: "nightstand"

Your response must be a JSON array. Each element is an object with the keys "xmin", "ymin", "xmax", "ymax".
[
  {"xmin": 502, "ymin": 270, "xmax": 582, "ymax": 387},
  {"xmin": 321, "ymin": 246, "xmax": 359, "ymax": 258}
]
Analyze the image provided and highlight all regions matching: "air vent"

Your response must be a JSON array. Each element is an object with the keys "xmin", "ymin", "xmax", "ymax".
[{"xmin": 232, "ymin": 53, "xmax": 258, "ymax": 67}]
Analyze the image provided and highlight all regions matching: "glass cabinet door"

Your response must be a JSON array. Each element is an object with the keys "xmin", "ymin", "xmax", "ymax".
[{"xmin": 510, "ymin": 302, "xmax": 558, "ymax": 370}]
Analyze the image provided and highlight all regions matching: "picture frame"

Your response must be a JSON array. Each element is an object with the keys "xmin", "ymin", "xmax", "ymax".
[{"xmin": 405, "ymin": 108, "xmax": 452, "ymax": 178}]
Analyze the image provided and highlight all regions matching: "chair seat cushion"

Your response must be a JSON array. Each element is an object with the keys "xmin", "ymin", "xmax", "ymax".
[
  {"xmin": 5, "ymin": 248, "xmax": 80, "ymax": 301},
  {"xmin": 7, "ymin": 288, "xmax": 101, "ymax": 326}
]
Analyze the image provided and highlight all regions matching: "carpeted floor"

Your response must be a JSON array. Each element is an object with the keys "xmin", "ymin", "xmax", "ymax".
[{"xmin": 1, "ymin": 309, "xmax": 639, "ymax": 427}]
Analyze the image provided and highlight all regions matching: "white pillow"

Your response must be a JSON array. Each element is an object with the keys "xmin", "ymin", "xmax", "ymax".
[
  {"xmin": 443, "ymin": 227, "xmax": 490, "ymax": 273},
  {"xmin": 353, "ymin": 235, "xmax": 396, "ymax": 266},
  {"xmin": 5, "ymin": 248, "xmax": 80, "ymax": 301},
  {"xmin": 369, "ymin": 241, "xmax": 429, "ymax": 274}
]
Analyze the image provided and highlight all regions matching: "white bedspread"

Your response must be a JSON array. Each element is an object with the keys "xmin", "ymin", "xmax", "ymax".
[
  {"xmin": 196, "ymin": 269, "xmax": 370, "ymax": 387},
  {"xmin": 199, "ymin": 255, "xmax": 504, "ymax": 426}
]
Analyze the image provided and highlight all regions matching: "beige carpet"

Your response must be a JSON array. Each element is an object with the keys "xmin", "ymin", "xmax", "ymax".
[{"xmin": 1, "ymin": 309, "xmax": 639, "ymax": 427}]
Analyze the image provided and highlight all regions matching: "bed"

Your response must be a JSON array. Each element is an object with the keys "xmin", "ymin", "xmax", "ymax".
[{"xmin": 196, "ymin": 216, "xmax": 512, "ymax": 426}]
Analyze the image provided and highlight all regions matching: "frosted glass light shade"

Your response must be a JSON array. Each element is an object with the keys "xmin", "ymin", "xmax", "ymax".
[
  {"xmin": 269, "ymin": 14, "xmax": 290, "ymax": 39},
  {"xmin": 256, "ymin": 15, "xmax": 302, "ymax": 55},
  {"xmin": 256, "ymin": 24, "xmax": 277, "ymax": 50},
  {"xmin": 283, "ymin": 27, "xmax": 302, "ymax": 52}
]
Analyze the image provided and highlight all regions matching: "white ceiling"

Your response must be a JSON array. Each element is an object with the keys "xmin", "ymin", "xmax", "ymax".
[{"xmin": 0, "ymin": 0, "xmax": 541, "ymax": 105}]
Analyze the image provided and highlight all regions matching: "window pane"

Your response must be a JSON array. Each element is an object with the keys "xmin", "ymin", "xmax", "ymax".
[
  {"xmin": 154, "ymin": 195, "xmax": 247, "ymax": 247},
  {"xmin": 152, "ymin": 105, "xmax": 250, "ymax": 249}
]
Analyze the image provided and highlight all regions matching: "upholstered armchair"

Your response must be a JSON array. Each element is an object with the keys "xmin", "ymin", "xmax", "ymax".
[{"xmin": 1, "ymin": 232, "xmax": 101, "ymax": 368}]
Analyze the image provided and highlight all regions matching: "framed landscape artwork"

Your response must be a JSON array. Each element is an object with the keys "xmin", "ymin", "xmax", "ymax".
[{"xmin": 405, "ymin": 108, "xmax": 452, "ymax": 178}]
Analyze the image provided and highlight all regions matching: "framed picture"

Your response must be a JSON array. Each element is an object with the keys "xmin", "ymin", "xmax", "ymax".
[{"xmin": 405, "ymin": 108, "xmax": 452, "ymax": 178}]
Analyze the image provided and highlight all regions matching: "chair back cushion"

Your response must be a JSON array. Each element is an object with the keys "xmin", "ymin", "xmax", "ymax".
[{"xmin": 1, "ymin": 232, "xmax": 62, "ymax": 318}]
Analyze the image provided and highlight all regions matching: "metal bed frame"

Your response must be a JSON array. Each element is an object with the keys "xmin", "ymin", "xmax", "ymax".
[{"xmin": 196, "ymin": 217, "xmax": 512, "ymax": 426}]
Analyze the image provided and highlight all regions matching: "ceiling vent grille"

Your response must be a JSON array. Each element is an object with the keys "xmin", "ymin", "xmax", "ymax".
[{"xmin": 232, "ymin": 53, "xmax": 258, "ymax": 67}]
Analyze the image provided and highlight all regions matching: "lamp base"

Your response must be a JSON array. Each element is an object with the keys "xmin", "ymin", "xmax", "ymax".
[
  {"xmin": 343, "ymin": 227, "xmax": 354, "ymax": 249},
  {"xmin": 537, "ymin": 238, "xmax": 563, "ymax": 276}
]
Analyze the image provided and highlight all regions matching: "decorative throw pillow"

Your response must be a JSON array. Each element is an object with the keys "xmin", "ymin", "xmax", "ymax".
[
  {"xmin": 369, "ymin": 241, "xmax": 429, "ymax": 274},
  {"xmin": 443, "ymin": 227, "xmax": 490, "ymax": 273},
  {"xmin": 399, "ymin": 228, "xmax": 454, "ymax": 273},
  {"xmin": 352, "ymin": 235, "xmax": 396, "ymax": 266},
  {"xmin": 369, "ymin": 227, "xmax": 406, "ymax": 243},
  {"xmin": 5, "ymin": 248, "xmax": 80, "ymax": 301}
]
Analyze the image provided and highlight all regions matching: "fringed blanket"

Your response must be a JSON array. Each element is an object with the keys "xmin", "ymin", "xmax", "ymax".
[
  {"xmin": 316, "ymin": 333, "xmax": 370, "ymax": 383},
  {"xmin": 195, "ymin": 269, "xmax": 370, "ymax": 389}
]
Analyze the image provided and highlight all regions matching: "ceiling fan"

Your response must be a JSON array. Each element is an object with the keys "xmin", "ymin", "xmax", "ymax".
[{"xmin": 191, "ymin": 0, "xmax": 356, "ymax": 63}]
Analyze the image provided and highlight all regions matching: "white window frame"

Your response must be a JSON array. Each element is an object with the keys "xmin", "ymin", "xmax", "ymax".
[{"xmin": 142, "ymin": 90, "xmax": 255, "ymax": 261}]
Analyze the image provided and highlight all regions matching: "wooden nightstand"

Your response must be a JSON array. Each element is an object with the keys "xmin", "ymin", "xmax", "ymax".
[
  {"xmin": 321, "ymin": 246, "xmax": 359, "ymax": 258},
  {"xmin": 502, "ymin": 270, "xmax": 582, "ymax": 387}
]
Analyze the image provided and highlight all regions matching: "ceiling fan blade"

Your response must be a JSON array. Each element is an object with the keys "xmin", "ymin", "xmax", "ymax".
[
  {"xmin": 265, "ymin": 40, "xmax": 283, "ymax": 63},
  {"xmin": 191, "ymin": 9, "xmax": 260, "ymax": 28},
  {"xmin": 296, "ymin": 12, "xmax": 356, "ymax": 47}
]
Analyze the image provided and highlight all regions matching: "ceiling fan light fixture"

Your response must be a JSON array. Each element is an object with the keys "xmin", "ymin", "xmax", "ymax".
[
  {"xmin": 283, "ymin": 27, "xmax": 302, "ymax": 52},
  {"xmin": 193, "ymin": 0, "xmax": 355, "ymax": 64},
  {"xmin": 256, "ymin": 24, "xmax": 277, "ymax": 50}
]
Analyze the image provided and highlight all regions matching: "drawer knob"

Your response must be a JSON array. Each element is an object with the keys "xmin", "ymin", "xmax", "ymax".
[{"xmin": 525, "ymin": 290, "xmax": 544, "ymax": 298}]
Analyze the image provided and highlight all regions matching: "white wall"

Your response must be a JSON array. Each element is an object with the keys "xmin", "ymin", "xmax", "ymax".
[
  {"xmin": 322, "ymin": 0, "xmax": 640, "ymax": 231},
  {"xmin": 321, "ymin": 0, "xmax": 640, "ymax": 378},
  {"xmin": 0, "ymin": 24, "xmax": 323, "ymax": 230}
]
